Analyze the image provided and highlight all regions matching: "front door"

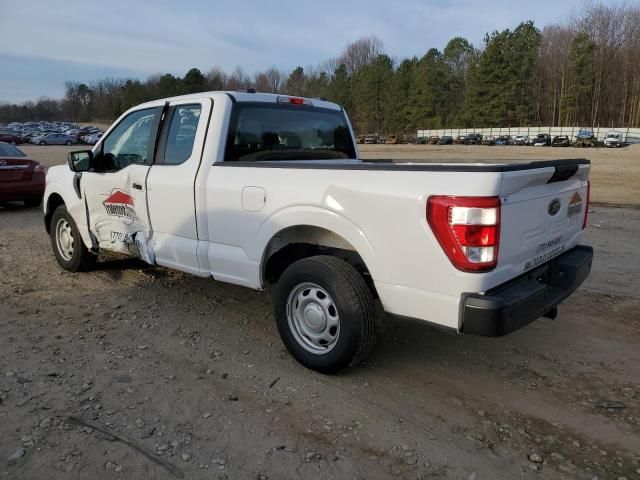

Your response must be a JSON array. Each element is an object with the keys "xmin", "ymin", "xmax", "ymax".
[{"xmin": 82, "ymin": 106, "xmax": 161, "ymax": 263}]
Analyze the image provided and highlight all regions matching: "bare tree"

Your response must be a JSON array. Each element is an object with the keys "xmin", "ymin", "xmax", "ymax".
[
  {"xmin": 206, "ymin": 67, "xmax": 227, "ymax": 90},
  {"xmin": 338, "ymin": 36, "xmax": 385, "ymax": 74},
  {"xmin": 254, "ymin": 67, "xmax": 284, "ymax": 93},
  {"xmin": 225, "ymin": 66, "xmax": 252, "ymax": 91}
]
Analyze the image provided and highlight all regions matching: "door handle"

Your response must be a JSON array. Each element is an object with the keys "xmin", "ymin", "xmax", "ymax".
[{"xmin": 132, "ymin": 183, "xmax": 143, "ymax": 190}]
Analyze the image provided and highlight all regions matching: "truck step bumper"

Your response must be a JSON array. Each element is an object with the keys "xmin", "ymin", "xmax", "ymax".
[{"xmin": 461, "ymin": 245, "xmax": 593, "ymax": 337}]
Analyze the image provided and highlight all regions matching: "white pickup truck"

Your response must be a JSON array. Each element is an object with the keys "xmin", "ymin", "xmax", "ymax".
[{"xmin": 44, "ymin": 92, "xmax": 593, "ymax": 373}]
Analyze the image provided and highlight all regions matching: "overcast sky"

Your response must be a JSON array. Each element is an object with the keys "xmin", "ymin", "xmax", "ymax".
[{"xmin": 0, "ymin": 0, "xmax": 585, "ymax": 103}]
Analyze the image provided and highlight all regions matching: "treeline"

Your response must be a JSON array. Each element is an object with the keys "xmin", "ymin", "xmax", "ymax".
[{"xmin": 1, "ymin": 2, "xmax": 639, "ymax": 133}]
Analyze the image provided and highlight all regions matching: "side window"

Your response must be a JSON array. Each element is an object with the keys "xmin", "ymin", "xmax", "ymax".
[
  {"xmin": 161, "ymin": 104, "xmax": 201, "ymax": 165},
  {"xmin": 101, "ymin": 108, "xmax": 158, "ymax": 171}
]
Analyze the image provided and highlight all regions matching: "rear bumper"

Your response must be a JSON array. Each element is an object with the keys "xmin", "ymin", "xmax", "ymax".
[{"xmin": 461, "ymin": 245, "xmax": 593, "ymax": 336}]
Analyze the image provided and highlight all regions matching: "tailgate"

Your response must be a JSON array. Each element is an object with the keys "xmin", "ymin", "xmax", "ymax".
[{"xmin": 498, "ymin": 160, "xmax": 590, "ymax": 278}]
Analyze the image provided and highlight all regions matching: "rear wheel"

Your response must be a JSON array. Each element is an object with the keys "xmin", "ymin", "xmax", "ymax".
[
  {"xmin": 273, "ymin": 256, "xmax": 377, "ymax": 374},
  {"xmin": 50, "ymin": 205, "xmax": 97, "ymax": 272},
  {"xmin": 65, "ymin": 140, "xmax": 72, "ymax": 145},
  {"xmin": 39, "ymin": 141, "xmax": 46, "ymax": 146}
]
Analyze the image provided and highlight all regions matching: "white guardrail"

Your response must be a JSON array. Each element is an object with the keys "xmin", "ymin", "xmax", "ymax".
[{"xmin": 417, "ymin": 127, "xmax": 640, "ymax": 144}]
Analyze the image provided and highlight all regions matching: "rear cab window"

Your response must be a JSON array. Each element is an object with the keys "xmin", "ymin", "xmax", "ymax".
[
  {"xmin": 225, "ymin": 102, "xmax": 356, "ymax": 162},
  {"xmin": 157, "ymin": 104, "xmax": 202, "ymax": 165}
]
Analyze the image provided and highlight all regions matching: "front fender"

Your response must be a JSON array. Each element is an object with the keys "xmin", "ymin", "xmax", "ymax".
[{"xmin": 44, "ymin": 170, "xmax": 93, "ymax": 250}]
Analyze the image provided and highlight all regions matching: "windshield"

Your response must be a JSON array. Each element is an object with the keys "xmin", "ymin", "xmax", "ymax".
[
  {"xmin": 225, "ymin": 102, "xmax": 356, "ymax": 162},
  {"xmin": 0, "ymin": 143, "xmax": 26, "ymax": 157}
]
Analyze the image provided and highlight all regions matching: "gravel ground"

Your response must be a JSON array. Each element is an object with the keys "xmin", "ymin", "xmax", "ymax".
[{"xmin": 1, "ymin": 146, "xmax": 639, "ymax": 479}]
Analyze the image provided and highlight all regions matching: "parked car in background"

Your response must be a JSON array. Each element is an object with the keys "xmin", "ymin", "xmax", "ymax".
[
  {"xmin": 438, "ymin": 136, "xmax": 453, "ymax": 145},
  {"xmin": 428, "ymin": 136, "xmax": 440, "ymax": 145},
  {"xmin": 364, "ymin": 134, "xmax": 378, "ymax": 144},
  {"xmin": 356, "ymin": 135, "xmax": 365, "ymax": 144},
  {"xmin": 0, "ymin": 121, "xmax": 104, "ymax": 147},
  {"xmin": 0, "ymin": 142, "xmax": 45, "ymax": 207},
  {"xmin": 575, "ymin": 128, "xmax": 595, "ymax": 147},
  {"xmin": 513, "ymin": 135, "xmax": 527, "ymax": 145},
  {"xmin": 34, "ymin": 133, "xmax": 78, "ymax": 146},
  {"xmin": 482, "ymin": 136, "xmax": 496, "ymax": 145},
  {"xmin": 604, "ymin": 131, "xmax": 623, "ymax": 148},
  {"xmin": 453, "ymin": 135, "xmax": 466, "ymax": 144},
  {"xmin": 495, "ymin": 135, "xmax": 513, "ymax": 146},
  {"xmin": 552, "ymin": 135, "xmax": 570, "ymax": 147},
  {"xmin": 385, "ymin": 135, "xmax": 399, "ymax": 144},
  {"xmin": 415, "ymin": 136, "xmax": 427, "ymax": 145},
  {"xmin": 0, "ymin": 131, "xmax": 23, "ymax": 145},
  {"xmin": 531, "ymin": 133, "xmax": 551, "ymax": 146},
  {"xmin": 463, "ymin": 133, "xmax": 482, "ymax": 145}
]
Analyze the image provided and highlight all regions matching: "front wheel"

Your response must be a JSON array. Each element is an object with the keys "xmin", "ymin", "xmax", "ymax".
[
  {"xmin": 273, "ymin": 256, "xmax": 378, "ymax": 374},
  {"xmin": 50, "ymin": 205, "xmax": 97, "ymax": 272},
  {"xmin": 39, "ymin": 141, "xmax": 46, "ymax": 146},
  {"xmin": 65, "ymin": 140, "xmax": 72, "ymax": 145}
]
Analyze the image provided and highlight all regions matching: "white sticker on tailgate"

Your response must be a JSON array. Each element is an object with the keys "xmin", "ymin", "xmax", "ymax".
[
  {"xmin": 524, "ymin": 235, "xmax": 566, "ymax": 271},
  {"xmin": 567, "ymin": 192, "xmax": 583, "ymax": 218}
]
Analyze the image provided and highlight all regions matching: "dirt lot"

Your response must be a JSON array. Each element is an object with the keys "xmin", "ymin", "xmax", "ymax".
[{"xmin": 1, "ymin": 145, "xmax": 639, "ymax": 479}]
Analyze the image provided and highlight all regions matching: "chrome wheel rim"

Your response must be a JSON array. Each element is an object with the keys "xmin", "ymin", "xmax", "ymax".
[
  {"xmin": 55, "ymin": 218, "xmax": 74, "ymax": 261},
  {"xmin": 286, "ymin": 282, "xmax": 340, "ymax": 354}
]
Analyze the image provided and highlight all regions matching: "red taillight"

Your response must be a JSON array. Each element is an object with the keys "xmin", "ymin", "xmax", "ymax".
[
  {"xmin": 583, "ymin": 180, "xmax": 590, "ymax": 229},
  {"xmin": 34, "ymin": 163, "xmax": 45, "ymax": 172},
  {"xmin": 427, "ymin": 196, "xmax": 501, "ymax": 272}
]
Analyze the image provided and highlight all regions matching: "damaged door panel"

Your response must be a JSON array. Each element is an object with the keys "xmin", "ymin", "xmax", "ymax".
[{"xmin": 82, "ymin": 107, "xmax": 161, "ymax": 263}]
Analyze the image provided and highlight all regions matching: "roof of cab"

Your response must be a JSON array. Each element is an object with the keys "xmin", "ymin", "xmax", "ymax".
[{"xmin": 135, "ymin": 91, "xmax": 342, "ymax": 111}]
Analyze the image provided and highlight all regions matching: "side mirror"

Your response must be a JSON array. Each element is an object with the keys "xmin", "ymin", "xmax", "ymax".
[{"xmin": 68, "ymin": 150, "xmax": 93, "ymax": 172}]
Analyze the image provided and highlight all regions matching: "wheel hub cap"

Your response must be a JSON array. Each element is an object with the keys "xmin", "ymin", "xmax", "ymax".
[
  {"xmin": 55, "ymin": 218, "xmax": 74, "ymax": 262},
  {"xmin": 286, "ymin": 282, "xmax": 340, "ymax": 355},
  {"xmin": 303, "ymin": 303, "xmax": 326, "ymax": 332}
]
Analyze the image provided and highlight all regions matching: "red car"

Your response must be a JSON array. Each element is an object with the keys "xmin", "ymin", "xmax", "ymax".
[
  {"xmin": 0, "ymin": 132, "xmax": 23, "ymax": 145},
  {"xmin": 0, "ymin": 142, "xmax": 45, "ymax": 207}
]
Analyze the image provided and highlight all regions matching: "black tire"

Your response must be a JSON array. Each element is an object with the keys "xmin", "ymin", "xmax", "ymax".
[
  {"xmin": 24, "ymin": 197, "xmax": 42, "ymax": 208},
  {"xmin": 65, "ymin": 140, "xmax": 72, "ymax": 145},
  {"xmin": 50, "ymin": 205, "xmax": 97, "ymax": 272},
  {"xmin": 273, "ymin": 255, "xmax": 377, "ymax": 374},
  {"xmin": 39, "ymin": 141, "xmax": 46, "ymax": 146}
]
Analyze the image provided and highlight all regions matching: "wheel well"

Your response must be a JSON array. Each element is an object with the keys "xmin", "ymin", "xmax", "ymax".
[
  {"xmin": 44, "ymin": 193, "xmax": 65, "ymax": 233},
  {"xmin": 262, "ymin": 226, "xmax": 377, "ymax": 297}
]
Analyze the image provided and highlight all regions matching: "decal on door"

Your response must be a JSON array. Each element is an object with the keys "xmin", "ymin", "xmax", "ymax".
[
  {"xmin": 103, "ymin": 189, "xmax": 136, "ymax": 222},
  {"xmin": 90, "ymin": 187, "xmax": 154, "ymax": 263}
]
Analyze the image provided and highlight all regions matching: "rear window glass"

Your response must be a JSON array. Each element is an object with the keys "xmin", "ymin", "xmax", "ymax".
[
  {"xmin": 163, "ymin": 104, "xmax": 201, "ymax": 165},
  {"xmin": 0, "ymin": 143, "xmax": 25, "ymax": 157},
  {"xmin": 225, "ymin": 103, "xmax": 356, "ymax": 162}
]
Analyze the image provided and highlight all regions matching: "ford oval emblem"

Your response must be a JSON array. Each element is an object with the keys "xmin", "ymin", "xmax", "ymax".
[{"xmin": 548, "ymin": 199, "xmax": 561, "ymax": 216}]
